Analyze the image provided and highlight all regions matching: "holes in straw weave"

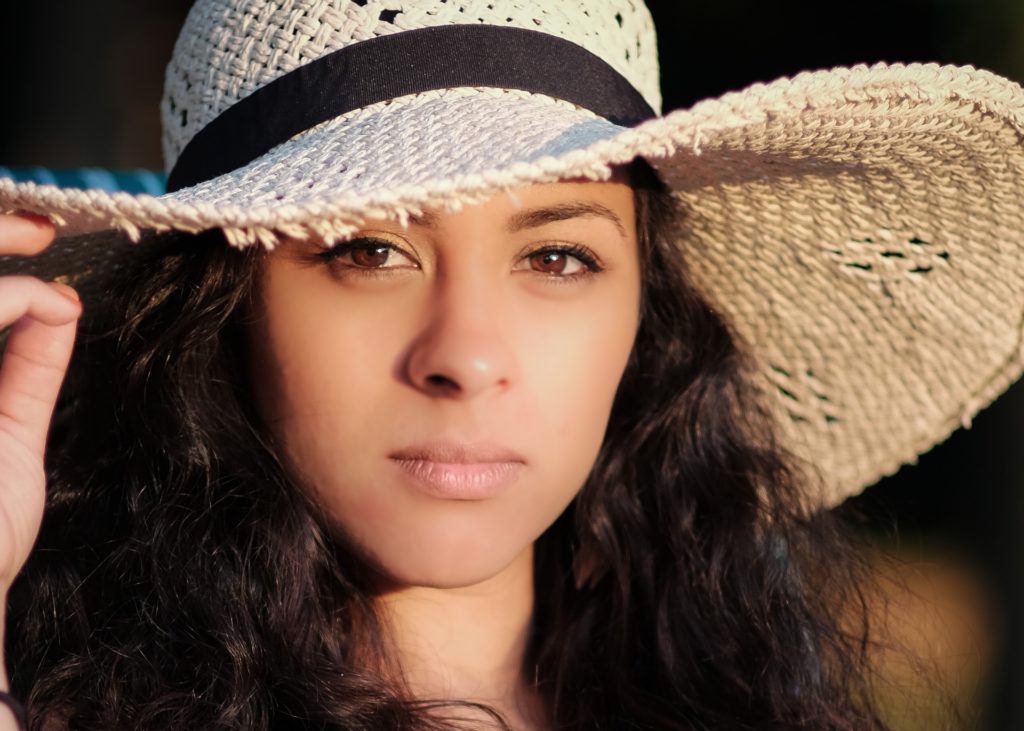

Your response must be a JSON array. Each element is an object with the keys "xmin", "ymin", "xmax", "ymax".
[
  {"xmin": 768, "ymin": 364, "xmax": 840, "ymax": 427},
  {"xmin": 825, "ymin": 232, "xmax": 951, "ymax": 282},
  {"xmin": 379, "ymin": 8, "xmax": 400, "ymax": 23}
]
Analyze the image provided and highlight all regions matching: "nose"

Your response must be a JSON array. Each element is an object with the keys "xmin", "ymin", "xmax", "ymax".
[{"xmin": 404, "ymin": 276, "xmax": 517, "ymax": 399}]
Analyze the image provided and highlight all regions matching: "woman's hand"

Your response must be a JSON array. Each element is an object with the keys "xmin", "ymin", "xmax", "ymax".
[{"xmin": 0, "ymin": 214, "xmax": 81, "ymax": 596}]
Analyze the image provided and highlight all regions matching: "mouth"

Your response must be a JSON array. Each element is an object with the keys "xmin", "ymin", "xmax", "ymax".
[{"xmin": 389, "ymin": 440, "xmax": 526, "ymax": 500}]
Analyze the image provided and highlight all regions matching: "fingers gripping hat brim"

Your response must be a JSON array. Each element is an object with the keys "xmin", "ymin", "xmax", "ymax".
[{"xmin": 2, "ymin": 61, "xmax": 1024, "ymax": 506}]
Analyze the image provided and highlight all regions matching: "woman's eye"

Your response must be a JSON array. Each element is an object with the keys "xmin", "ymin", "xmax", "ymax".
[
  {"xmin": 516, "ymin": 245, "xmax": 603, "ymax": 280},
  {"xmin": 315, "ymin": 238, "xmax": 418, "ymax": 271}
]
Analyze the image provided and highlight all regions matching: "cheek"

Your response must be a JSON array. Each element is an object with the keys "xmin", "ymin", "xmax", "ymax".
[
  {"xmin": 251, "ymin": 271, "xmax": 407, "ymax": 432},
  {"xmin": 518, "ymin": 288, "xmax": 640, "ymax": 490},
  {"xmin": 542, "ymin": 324, "xmax": 635, "ymax": 437}
]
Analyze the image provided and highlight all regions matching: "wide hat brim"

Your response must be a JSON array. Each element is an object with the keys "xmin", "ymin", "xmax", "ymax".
[{"xmin": 2, "ymin": 61, "xmax": 1024, "ymax": 507}]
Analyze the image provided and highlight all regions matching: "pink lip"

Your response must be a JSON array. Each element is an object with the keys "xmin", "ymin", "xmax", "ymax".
[{"xmin": 389, "ymin": 440, "xmax": 525, "ymax": 500}]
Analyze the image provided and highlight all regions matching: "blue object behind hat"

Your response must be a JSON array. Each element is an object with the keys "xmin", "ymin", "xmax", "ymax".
[{"xmin": 0, "ymin": 167, "xmax": 166, "ymax": 195}]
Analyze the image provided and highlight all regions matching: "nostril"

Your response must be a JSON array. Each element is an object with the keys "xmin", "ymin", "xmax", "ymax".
[{"xmin": 425, "ymin": 374, "xmax": 459, "ymax": 391}]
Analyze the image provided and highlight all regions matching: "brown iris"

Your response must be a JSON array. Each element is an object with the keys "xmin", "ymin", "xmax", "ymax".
[
  {"xmin": 531, "ymin": 251, "xmax": 570, "ymax": 274},
  {"xmin": 351, "ymin": 244, "xmax": 391, "ymax": 268}
]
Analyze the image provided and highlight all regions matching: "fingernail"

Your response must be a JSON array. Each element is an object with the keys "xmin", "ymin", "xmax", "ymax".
[
  {"xmin": 49, "ymin": 281, "xmax": 81, "ymax": 304},
  {"xmin": 10, "ymin": 210, "xmax": 54, "ymax": 228}
]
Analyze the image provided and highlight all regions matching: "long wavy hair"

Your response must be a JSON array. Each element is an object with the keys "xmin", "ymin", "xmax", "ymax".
[{"xmin": 7, "ymin": 158, "xmax": 893, "ymax": 729}]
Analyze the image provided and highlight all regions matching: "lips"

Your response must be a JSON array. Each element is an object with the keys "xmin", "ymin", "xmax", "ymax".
[{"xmin": 389, "ymin": 439, "xmax": 526, "ymax": 500}]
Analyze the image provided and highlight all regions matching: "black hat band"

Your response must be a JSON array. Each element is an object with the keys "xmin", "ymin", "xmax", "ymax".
[{"xmin": 166, "ymin": 24, "xmax": 656, "ymax": 193}]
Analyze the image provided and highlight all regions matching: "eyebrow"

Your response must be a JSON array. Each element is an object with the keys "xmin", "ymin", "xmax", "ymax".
[
  {"xmin": 506, "ymin": 202, "xmax": 627, "ymax": 238},
  {"xmin": 407, "ymin": 201, "xmax": 627, "ymax": 238}
]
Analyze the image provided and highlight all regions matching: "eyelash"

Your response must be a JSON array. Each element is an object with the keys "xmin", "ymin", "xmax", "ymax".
[
  {"xmin": 311, "ymin": 239, "xmax": 411, "ymax": 282},
  {"xmin": 313, "ymin": 237, "xmax": 605, "ymax": 283}
]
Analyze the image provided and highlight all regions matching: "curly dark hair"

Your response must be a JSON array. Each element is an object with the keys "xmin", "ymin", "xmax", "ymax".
[{"xmin": 6, "ymin": 158, "xmax": 894, "ymax": 729}]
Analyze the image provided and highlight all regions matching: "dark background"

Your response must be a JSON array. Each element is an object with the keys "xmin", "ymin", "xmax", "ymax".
[{"xmin": 2, "ymin": 2, "xmax": 1023, "ymax": 728}]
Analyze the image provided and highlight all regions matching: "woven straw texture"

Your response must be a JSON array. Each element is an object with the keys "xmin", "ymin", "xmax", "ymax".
[
  {"xmin": 162, "ymin": 0, "xmax": 661, "ymax": 169},
  {"xmin": 2, "ymin": 0, "xmax": 1024, "ymax": 506}
]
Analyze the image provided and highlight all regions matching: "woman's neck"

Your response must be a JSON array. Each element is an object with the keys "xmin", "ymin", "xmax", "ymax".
[{"xmin": 376, "ymin": 545, "xmax": 546, "ymax": 729}]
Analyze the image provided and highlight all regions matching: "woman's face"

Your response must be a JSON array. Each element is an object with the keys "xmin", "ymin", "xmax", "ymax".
[{"xmin": 247, "ymin": 176, "xmax": 641, "ymax": 588}]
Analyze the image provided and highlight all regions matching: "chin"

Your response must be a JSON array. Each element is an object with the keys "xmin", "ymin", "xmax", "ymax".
[{"xmin": 369, "ymin": 528, "xmax": 531, "ymax": 590}]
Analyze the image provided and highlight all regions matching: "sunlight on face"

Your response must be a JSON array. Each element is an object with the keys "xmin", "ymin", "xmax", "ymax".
[{"xmin": 247, "ymin": 175, "xmax": 641, "ymax": 589}]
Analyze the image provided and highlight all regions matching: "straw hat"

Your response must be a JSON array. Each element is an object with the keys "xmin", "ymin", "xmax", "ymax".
[{"xmin": 2, "ymin": 0, "xmax": 1023, "ymax": 507}]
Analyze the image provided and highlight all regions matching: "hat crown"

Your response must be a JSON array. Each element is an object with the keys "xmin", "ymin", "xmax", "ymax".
[{"xmin": 160, "ymin": 0, "xmax": 662, "ymax": 174}]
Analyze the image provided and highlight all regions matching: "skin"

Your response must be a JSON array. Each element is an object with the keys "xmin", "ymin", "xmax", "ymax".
[{"xmin": 247, "ymin": 175, "xmax": 641, "ymax": 725}]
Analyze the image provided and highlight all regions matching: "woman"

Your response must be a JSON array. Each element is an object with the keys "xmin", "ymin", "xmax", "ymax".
[{"xmin": 2, "ymin": 0, "xmax": 1023, "ymax": 728}]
